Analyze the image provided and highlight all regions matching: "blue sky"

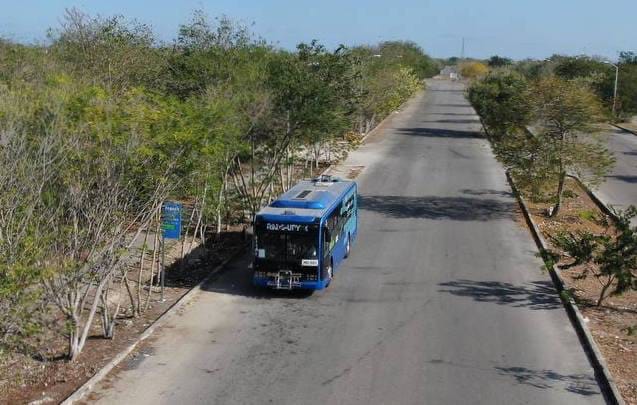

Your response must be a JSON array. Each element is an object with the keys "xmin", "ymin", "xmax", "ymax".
[{"xmin": 0, "ymin": 0, "xmax": 634, "ymax": 60}]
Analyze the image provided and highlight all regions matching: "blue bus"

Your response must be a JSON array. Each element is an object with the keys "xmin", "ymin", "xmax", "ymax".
[{"xmin": 253, "ymin": 175, "xmax": 358, "ymax": 290}]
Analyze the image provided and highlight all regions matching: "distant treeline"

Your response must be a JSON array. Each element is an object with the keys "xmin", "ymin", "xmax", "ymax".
[{"xmin": 441, "ymin": 53, "xmax": 637, "ymax": 117}]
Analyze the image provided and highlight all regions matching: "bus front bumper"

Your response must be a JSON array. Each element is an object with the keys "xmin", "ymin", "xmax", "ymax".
[{"xmin": 253, "ymin": 271, "xmax": 327, "ymax": 290}]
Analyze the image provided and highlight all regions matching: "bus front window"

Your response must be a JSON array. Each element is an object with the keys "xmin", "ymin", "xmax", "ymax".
[
  {"xmin": 257, "ymin": 232, "xmax": 285, "ymax": 260},
  {"xmin": 287, "ymin": 234, "xmax": 318, "ymax": 260},
  {"xmin": 256, "ymin": 230, "xmax": 318, "ymax": 262}
]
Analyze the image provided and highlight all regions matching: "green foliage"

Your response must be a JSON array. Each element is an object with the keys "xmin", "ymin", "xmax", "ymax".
[
  {"xmin": 49, "ymin": 8, "xmax": 166, "ymax": 93},
  {"xmin": 614, "ymin": 56, "xmax": 637, "ymax": 116},
  {"xmin": 577, "ymin": 209, "xmax": 596, "ymax": 222},
  {"xmin": 552, "ymin": 231, "xmax": 599, "ymax": 268},
  {"xmin": 470, "ymin": 73, "xmax": 614, "ymax": 214},
  {"xmin": 513, "ymin": 59, "xmax": 550, "ymax": 81},
  {"xmin": 459, "ymin": 61, "xmax": 489, "ymax": 79},
  {"xmin": 347, "ymin": 44, "xmax": 425, "ymax": 133},
  {"xmin": 374, "ymin": 41, "xmax": 439, "ymax": 79},
  {"xmin": 267, "ymin": 41, "xmax": 356, "ymax": 142},
  {"xmin": 531, "ymin": 77, "xmax": 613, "ymax": 214},
  {"xmin": 512, "ymin": 53, "xmax": 637, "ymax": 117},
  {"xmin": 552, "ymin": 55, "xmax": 607, "ymax": 81},
  {"xmin": 552, "ymin": 207, "xmax": 637, "ymax": 306},
  {"xmin": 559, "ymin": 289, "xmax": 575, "ymax": 303},
  {"xmin": 467, "ymin": 70, "xmax": 532, "ymax": 140},
  {"xmin": 622, "ymin": 325, "xmax": 637, "ymax": 336},
  {"xmin": 487, "ymin": 55, "xmax": 512, "ymax": 67},
  {"xmin": 597, "ymin": 207, "xmax": 637, "ymax": 295},
  {"xmin": 538, "ymin": 248, "xmax": 560, "ymax": 272}
]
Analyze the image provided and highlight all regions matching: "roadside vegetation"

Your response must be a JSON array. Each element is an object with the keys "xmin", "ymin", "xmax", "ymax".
[
  {"xmin": 0, "ymin": 8, "xmax": 438, "ymax": 364},
  {"xmin": 466, "ymin": 53, "xmax": 637, "ymax": 402},
  {"xmin": 467, "ymin": 60, "xmax": 635, "ymax": 303}
]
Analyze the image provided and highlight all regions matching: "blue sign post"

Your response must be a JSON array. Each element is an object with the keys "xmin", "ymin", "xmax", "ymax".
[
  {"xmin": 162, "ymin": 202, "xmax": 182, "ymax": 240},
  {"xmin": 160, "ymin": 202, "xmax": 182, "ymax": 300}
]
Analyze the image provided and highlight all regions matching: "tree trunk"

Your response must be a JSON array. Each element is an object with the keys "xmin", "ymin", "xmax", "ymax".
[
  {"xmin": 100, "ymin": 279, "xmax": 120, "ymax": 339},
  {"xmin": 69, "ymin": 275, "xmax": 109, "ymax": 360},
  {"xmin": 279, "ymin": 166, "xmax": 285, "ymax": 196},
  {"xmin": 136, "ymin": 230, "xmax": 150, "ymax": 315},
  {"xmin": 551, "ymin": 171, "xmax": 567, "ymax": 217},
  {"xmin": 286, "ymin": 111, "xmax": 292, "ymax": 190},
  {"xmin": 144, "ymin": 213, "xmax": 161, "ymax": 311},
  {"xmin": 286, "ymin": 146, "xmax": 292, "ymax": 191},
  {"xmin": 597, "ymin": 277, "xmax": 615, "ymax": 307},
  {"xmin": 122, "ymin": 271, "xmax": 136, "ymax": 316},
  {"xmin": 181, "ymin": 201, "xmax": 197, "ymax": 259},
  {"xmin": 216, "ymin": 186, "xmax": 224, "ymax": 241}
]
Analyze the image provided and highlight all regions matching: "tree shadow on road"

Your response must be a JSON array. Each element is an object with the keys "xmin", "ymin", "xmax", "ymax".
[
  {"xmin": 460, "ymin": 188, "xmax": 513, "ymax": 198},
  {"xmin": 425, "ymin": 112, "xmax": 475, "ymax": 117},
  {"xmin": 435, "ymin": 103, "xmax": 472, "ymax": 108},
  {"xmin": 359, "ymin": 195, "xmax": 515, "ymax": 221},
  {"xmin": 396, "ymin": 127, "xmax": 482, "ymax": 139},
  {"xmin": 495, "ymin": 366, "xmax": 601, "ymax": 396},
  {"xmin": 606, "ymin": 175, "xmax": 637, "ymax": 183},
  {"xmin": 438, "ymin": 279, "xmax": 562, "ymax": 310},
  {"xmin": 427, "ymin": 89, "xmax": 466, "ymax": 93},
  {"xmin": 199, "ymin": 255, "xmax": 314, "ymax": 300},
  {"xmin": 420, "ymin": 119, "xmax": 481, "ymax": 124}
]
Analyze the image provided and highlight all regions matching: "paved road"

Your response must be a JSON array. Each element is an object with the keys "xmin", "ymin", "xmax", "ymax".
[
  {"xmin": 597, "ymin": 126, "xmax": 637, "ymax": 216},
  {"xmin": 89, "ymin": 80, "xmax": 604, "ymax": 404}
]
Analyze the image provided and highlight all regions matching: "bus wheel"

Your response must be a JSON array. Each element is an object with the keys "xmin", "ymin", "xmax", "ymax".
[{"xmin": 345, "ymin": 234, "xmax": 351, "ymax": 258}]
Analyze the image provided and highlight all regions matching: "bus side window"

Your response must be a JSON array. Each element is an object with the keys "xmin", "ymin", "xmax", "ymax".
[
  {"xmin": 325, "ymin": 206, "xmax": 341, "ymax": 249},
  {"xmin": 341, "ymin": 195, "xmax": 353, "ymax": 222}
]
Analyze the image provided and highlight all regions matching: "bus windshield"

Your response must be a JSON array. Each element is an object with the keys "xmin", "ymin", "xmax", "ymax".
[{"xmin": 257, "ymin": 231, "xmax": 318, "ymax": 262}]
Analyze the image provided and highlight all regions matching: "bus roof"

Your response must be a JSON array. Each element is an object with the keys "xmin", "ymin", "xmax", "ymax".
[{"xmin": 256, "ymin": 176, "xmax": 356, "ymax": 224}]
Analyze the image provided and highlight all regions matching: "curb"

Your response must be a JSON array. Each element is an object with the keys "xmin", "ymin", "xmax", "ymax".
[
  {"xmin": 61, "ymin": 243, "xmax": 249, "ymax": 405},
  {"xmin": 505, "ymin": 171, "xmax": 625, "ymax": 405},
  {"xmin": 612, "ymin": 123, "xmax": 637, "ymax": 136}
]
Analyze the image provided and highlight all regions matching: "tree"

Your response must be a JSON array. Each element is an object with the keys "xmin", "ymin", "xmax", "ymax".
[
  {"xmin": 513, "ymin": 58, "xmax": 550, "ymax": 80},
  {"xmin": 487, "ymin": 55, "xmax": 512, "ymax": 68},
  {"xmin": 167, "ymin": 10, "xmax": 255, "ymax": 98},
  {"xmin": 553, "ymin": 207, "xmax": 637, "ymax": 306},
  {"xmin": 467, "ymin": 70, "xmax": 532, "ymax": 140},
  {"xmin": 459, "ymin": 61, "xmax": 489, "ymax": 79},
  {"xmin": 49, "ymin": 8, "xmax": 166, "ymax": 93},
  {"xmin": 230, "ymin": 40, "xmax": 359, "ymax": 219},
  {"xmin": 552, "ymin": 55, "xmax": 606, "ymax": 80},
  {"xmin": 0, "ymin": 106, "xmax": 62, "ymax": 353},
  {"xmin": 350, "ymin": 45, "xmax": 422, "ymax": 133},
  {"xmin": 375, "ymin": 41, "xmax": 439, "ymax": 79},
  {"xmin": 469, "ymin": 72, "xmax": 615, "ymax": 208},
  {"xmin": 530, "ymin": 76, "xmax": 613, "ymax": 216},
  {"xmin": 614, "ymin": 53, "xmax": 637, "ymax": 115}
]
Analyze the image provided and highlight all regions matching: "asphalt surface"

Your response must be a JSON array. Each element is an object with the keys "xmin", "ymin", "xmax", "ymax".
[
  {"xmin": 89, "ymin": 80, "xmax": 604, "ymax": 405},
  {"xmin": 597, "ymin": 126, "xmax": 637, "ymax": 217}
]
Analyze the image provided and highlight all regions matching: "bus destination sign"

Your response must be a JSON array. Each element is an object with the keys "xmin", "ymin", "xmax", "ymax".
[{"xmin": 266, "ymin": 223, "xmax": 310, "ymax": 232}]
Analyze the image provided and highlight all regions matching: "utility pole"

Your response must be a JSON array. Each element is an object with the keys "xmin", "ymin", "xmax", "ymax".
[
  {"xmin": 604, "ymin": 61, "xmax": 620, "ymax": 117},
  {"xmin": 461, "ymin": 37, "xmax": 465, "ymax": 60}
]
